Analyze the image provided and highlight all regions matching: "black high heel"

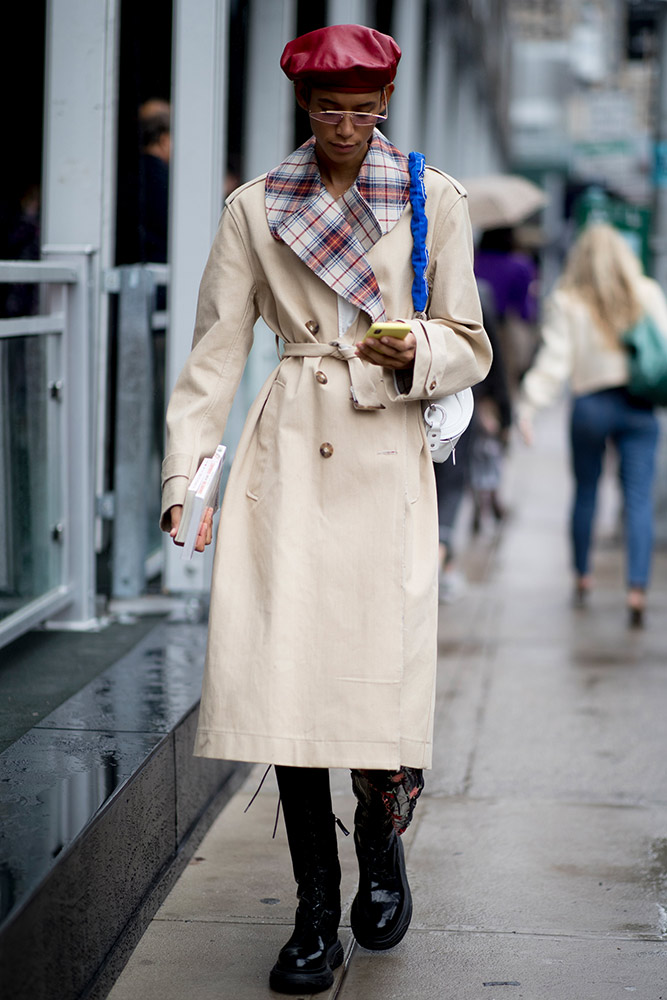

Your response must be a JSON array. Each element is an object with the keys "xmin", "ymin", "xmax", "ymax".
[
  {"xmin": 628, "ymin": 606, "xmax": 644, "ymax": 629},
  {"xmin": 627, "ymin": 589, "xmax": 646, "ymax": 630}
]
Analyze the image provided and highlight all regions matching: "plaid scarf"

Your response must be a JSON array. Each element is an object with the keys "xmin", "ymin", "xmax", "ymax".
[{"xmin": 265, "ymin": 132, "xmax": 409, "ymax": 323}]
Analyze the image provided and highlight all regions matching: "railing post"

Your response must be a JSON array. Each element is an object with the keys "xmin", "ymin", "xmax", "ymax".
[
  {"xmin": 43, "ymin": 247, "xmax": 100, "ymax": 630},
  {"xmin": 111, "ymin": 266, "xmax": 155, "ymax": 597},
  {"xmin": 164, "ymin": 0, "xmax": 228, "ymax": 595}
]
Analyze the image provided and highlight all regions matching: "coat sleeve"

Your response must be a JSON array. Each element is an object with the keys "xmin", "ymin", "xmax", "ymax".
[
  {"xmin": 160, "ymin": 202, "xmax": 259, "ymax": 530},
  {"xmin": 516, "ymin": 292, "xmax": 574, "ymax": 421},
  {"xmin": 385, "ymin": 191, "xmax": 492, "ymax": 402}
]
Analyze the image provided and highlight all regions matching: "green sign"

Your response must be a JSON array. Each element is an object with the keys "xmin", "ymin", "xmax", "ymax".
[{"xmin": 574, "ymin": 187, "xmax": 651, "ymax": 271}]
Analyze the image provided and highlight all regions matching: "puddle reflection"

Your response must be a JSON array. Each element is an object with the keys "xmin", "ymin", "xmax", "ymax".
[
  {"xmin": 0, "ymin": 624, "xmax": 206, "ymax": 926},
  {"xmin": 0, "ymin": 741, "xmax": 130, "ymax": 922}
]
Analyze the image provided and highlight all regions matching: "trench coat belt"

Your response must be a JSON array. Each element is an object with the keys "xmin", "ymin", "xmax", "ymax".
[{"xmin": 280, "ymin": 340, "xmax": 386, "ymax": 410}]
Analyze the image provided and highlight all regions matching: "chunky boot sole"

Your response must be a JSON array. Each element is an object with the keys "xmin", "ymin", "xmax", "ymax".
[
  {"xmin": 350, "ymin": 886, "xmax": 412, "ymax": 951},
  {"xmin": 269, "ymin": 938, "xmax": 344, "ymax": 995}
]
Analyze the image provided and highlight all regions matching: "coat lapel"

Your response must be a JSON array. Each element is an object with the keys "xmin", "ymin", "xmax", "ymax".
[{"xmin": 265, "ymin": 133, "xmax": 409, "ymax": 323}]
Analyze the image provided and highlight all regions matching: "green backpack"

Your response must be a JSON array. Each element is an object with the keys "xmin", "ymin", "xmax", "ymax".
[{"xmin": 621, "ymin": 314, "xmax": 667, "ymax": 406}]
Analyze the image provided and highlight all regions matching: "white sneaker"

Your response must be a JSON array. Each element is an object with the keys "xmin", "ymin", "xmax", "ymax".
[{"xmin": 438, "ymin": 568, "xmax": 468, "ymax": 604}]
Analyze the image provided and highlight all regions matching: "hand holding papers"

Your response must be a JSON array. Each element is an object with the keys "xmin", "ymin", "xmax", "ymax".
[{"xmin": 174, "ymin": 444, "xmax": 227, "ymax": 560}]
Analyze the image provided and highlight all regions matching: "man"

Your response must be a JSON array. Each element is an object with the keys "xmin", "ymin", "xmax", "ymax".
[{"xmin": 136, "ymin": 98, "xmax": 171, "ymax": 263}]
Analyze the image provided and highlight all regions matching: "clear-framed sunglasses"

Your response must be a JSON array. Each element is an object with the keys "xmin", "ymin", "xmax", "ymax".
[{"xmin": 309, "ymin": 90, "xmax": 388, "ymax": 127}]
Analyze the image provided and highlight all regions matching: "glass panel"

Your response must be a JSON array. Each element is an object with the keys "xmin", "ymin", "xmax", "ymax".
[{"xmin": 0, "ymin": 334, "xmax": 62, "ymax": 620}]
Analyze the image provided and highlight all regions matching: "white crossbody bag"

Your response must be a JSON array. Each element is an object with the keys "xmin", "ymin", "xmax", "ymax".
[{"xmin": 423, "ymin": 385, "xmax": 474, "ymax": 464}]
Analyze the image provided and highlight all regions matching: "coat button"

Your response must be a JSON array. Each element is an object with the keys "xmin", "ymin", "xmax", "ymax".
[
  {"xmin": 429, "ymin": 379, "xmax": 437, "ymax": 390},
  {"xmin": 306, "ymin": 320, "xmax": 320, "ymax": 334},
  {"xmin": 319, "ymin": 442, "xmax": 334, "ymax": 458},
  {"xmin": 315, "ymin": 370, "xmax": 328, "ymax": 384}
]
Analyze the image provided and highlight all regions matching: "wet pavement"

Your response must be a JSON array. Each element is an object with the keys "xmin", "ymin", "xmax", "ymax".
[
  {"xmin": 0, "ymin": 615, "xmax": 165, "ymax": 752},
  {"xmin": 108, "ymin": 403, "xmax": 667, "ymax": 1000},
  {"xmin": 0, "ymin": 624, "xmax": 209, "ymax": 928}
]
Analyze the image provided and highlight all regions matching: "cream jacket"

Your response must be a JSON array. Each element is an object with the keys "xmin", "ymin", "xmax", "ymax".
[
  {"xmin": 161, "ymin": 167, "xmax": 491, "ymax": 770},
  {"xmin": 519, "ymin": 276, "xmax": 667, "ymax": 420}
]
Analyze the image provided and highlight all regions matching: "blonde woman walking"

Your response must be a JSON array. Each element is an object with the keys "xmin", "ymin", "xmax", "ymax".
[{"xmin": 518, "ymin": 223, "xmax": 667, "ymax": 626}]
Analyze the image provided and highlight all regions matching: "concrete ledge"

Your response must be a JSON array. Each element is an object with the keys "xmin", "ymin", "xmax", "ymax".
[{"xmin": 0, "ymin": 622, "xmax": 249, "ymax": 1000}]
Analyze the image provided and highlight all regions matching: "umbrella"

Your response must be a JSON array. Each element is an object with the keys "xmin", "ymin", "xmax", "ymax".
[{"xmin": 462, "ymin": 174, "xmax": 548, "ymax": 230}]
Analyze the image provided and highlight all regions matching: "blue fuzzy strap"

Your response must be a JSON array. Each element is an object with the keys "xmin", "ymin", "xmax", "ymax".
[{"xmin": 408, "ymin": 151, "xmax": 429, "ymax": 315}]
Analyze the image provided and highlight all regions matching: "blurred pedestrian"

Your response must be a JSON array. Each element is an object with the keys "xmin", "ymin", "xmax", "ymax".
[
  {"xmin": 0, "ymin": 182, "xmax": 40, "ymax": 318},
  {"xmin": 475, "ymin": 225, "xmax": 539, "ymax": 393},
  {"xmin": 434, "ymin": 421, "xmax": 473, "ymax": 602},
  {"xmin": 518, "ymin": 223, "xmax": 667, "ymax": 627},
  {"xmin": 435, "ymin": 279, "xmax": 511, "ymax": 602},
  {"xmin": 136, "ymin": 98, "xmax": 171, "ymax": 264},
  {"xmin": 469, "ymin": 278, "xmax": 512, "ymax": 533},
  {"xmin": 161, "ymin": 23, "xmax": 490, "ymax": 993},
  {"xmin": 116, "ymin": 97, "xmax": 171, "ymax": 266}
]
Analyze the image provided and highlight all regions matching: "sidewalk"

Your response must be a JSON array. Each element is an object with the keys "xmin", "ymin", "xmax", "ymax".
[{"xmin": 107, "ymin": 404, "xmax": 667, "ymax": 1000}]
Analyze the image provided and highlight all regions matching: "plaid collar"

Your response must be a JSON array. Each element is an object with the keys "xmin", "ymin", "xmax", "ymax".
[{"xmin": 265, "ymin": 132, "xmax": 409, "ymax": 322}]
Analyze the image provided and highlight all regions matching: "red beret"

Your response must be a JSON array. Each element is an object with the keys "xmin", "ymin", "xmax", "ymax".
[{"xmin": 280, "ymin": 24, "xmax": 401, "ymax": 93}]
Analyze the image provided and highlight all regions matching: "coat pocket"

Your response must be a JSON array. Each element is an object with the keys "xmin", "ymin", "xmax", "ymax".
[{"xmin": 246, "ymin": 377, "xmax": 286, "ymax": 501}]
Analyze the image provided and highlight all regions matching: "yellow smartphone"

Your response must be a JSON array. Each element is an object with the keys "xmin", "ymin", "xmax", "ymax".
[{"xmin": 364, "ymin": 321, "xmax": 412, "ymax": 340}]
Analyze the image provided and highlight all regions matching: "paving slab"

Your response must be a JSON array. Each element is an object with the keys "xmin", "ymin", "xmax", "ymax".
[
  {"xmin": 34, "ymin": 622, "xmax": 208, "ymax": 734},
  {"xmin": 408, "ymin": 796, "xmax": 667, "ymax": 939},
  {"xmin": 106, "ymin": 919, "xmax": 355, "ymax": 1000},
  {"xmin": 338, "ymin": 931, "xmax": 666, "ymax": 1000},
  {"xmin": 466, "ymin": 641, "xmax": 667, "ymax": 806},
  {"xmin": 153, "ymin": 767, "xmax": 360, "ymax": 927},
  {"xmin": 0, "ymin": 615, "xmax": 166, "ymax": 752}
]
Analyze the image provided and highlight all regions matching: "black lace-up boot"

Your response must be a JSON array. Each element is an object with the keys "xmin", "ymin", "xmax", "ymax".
[
  {"xmin": 269, "ymin": 766, "xmax": 344, "ymax": 995},
  {"xmin": 349, "ymin": 768, "xmax": 414, "ymax": 950}
]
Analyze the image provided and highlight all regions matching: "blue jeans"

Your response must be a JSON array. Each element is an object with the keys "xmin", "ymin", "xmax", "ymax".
[{"xmin": 570, "ymin": 388, "xmax": 659, "ymax": 588}]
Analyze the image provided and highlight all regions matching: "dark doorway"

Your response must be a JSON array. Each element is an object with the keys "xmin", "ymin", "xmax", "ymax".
[
  {"xmin": 115, "ymin": 0, "xmax": 173, "ymax": 266},
  {"xmin": 0, "ymin": 2, "xmax": 46, "ymax": 314}
]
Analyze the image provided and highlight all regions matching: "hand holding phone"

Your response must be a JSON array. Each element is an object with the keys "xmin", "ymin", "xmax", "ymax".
[
  {"xmin": 364, "ymin": 321, "xmax": 412, "ymax": 340},
  {"xmin": 356, "ymin": 321, "xmax": 416, "ymax": 370}
]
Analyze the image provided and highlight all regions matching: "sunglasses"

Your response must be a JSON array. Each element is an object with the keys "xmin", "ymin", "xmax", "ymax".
[{"xmin": 308, "ymin": 90, "xmax": 388, "ymax": 127}]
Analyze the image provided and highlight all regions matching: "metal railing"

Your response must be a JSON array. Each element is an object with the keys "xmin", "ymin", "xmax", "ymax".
[
  {"xmin": 102, "ymin": 264, "xmax": 169, "ymax": 600},
  {"xmin": 0, "ymin": 251, "xmax": 98, "ymax": 648}
]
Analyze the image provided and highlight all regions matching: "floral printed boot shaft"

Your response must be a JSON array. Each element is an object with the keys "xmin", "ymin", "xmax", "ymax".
[{"xmin": 349, "ymin": 767, "xmax": 424, "ymax": 950}]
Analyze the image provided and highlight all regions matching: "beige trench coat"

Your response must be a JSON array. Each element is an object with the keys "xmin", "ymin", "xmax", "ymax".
[{"xmin": 161, "ymin": 166, "xmax": 491, "ymax": 770}]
